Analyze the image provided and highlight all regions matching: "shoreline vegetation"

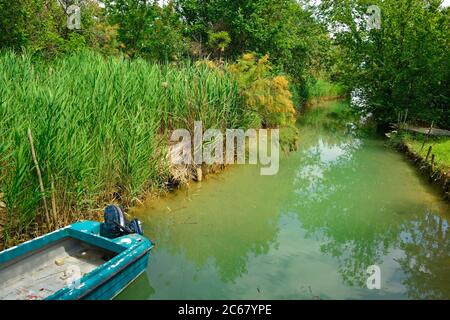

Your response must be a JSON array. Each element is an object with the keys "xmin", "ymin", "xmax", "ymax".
[
  {"xmin": 0, "ymin": 51, "xmax": 243, "ymax": 249},
  {"xmin": 389, "ymin": 132, "xmax": 450, "ymax": 201},
  {"xmin": 303, "ymin": 79, "xmax": 347, "ymax": 107},
  {"xmin": 0, "ymin": 50, "xmax": 343, "ymax": 250}
]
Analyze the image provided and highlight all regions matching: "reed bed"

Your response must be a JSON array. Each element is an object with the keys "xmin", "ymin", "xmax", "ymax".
[
  {"xmin": 306, "ymin": 78, "xmax": 347, "ymax": 100},
  {"xmin": 0, "ymin": 51, "xmax": 246, "ymax": 248}
]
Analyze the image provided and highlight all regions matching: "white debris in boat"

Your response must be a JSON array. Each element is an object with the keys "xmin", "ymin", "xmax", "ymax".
[
  {"xmin": 67, "ymin": 282, "xmax": 85, "ymax": 292},
  {"xmin": 119, "ymin": 238, "xmax": 132, "ymax": 245},
  {"xmin": 54, "ymin": 258, "xmax": 65, "ymax": 266}
]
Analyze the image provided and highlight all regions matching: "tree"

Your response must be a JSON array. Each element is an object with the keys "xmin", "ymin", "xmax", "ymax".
[
  {"xmin": 174, "ymin": 0, "xmax": 334, "ymax": 100},
  {"xmin": 320, "ymin": 0, "xmax": 450, "ymax": 128},
  {"xmin": 104, "ymin": 0, "xmax": 185, "ymax": 61},
  {"xmin": 0, "ymin": 0, "xmax": 119, "ymax": 57}
]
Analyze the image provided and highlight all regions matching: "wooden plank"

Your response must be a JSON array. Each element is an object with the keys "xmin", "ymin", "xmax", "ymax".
[{"xmin": 391, "ymin": 124, "xmax": 450, "ymax": 137}]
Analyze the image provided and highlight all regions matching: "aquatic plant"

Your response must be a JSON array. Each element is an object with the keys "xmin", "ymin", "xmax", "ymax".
[{"xmin": 0, "ymin": 50, "xmax": 246, "ymax": 247}]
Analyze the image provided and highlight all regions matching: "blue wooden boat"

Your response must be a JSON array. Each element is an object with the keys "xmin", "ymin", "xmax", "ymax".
[{"xmin": 0, "ymin": 218, "xmax": 153, "ymax": 300}]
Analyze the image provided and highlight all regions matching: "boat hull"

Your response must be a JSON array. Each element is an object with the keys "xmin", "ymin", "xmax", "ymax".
[
  {"xmin": 0, "ymin": 221, "xmax": 153, "ymax": 300},
  {"xmin": 82, "ymin": 252, "xmax": 150, "ymax": 300}
]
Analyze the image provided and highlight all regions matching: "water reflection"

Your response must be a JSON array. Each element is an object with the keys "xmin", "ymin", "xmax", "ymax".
[
  {"xmin": 293, "ymin": 136, "xmax": 363, "ymax": 203},
  {"xmin": 288, "ymin": 105, "xmax": 450, "ymax": 297},
  {"xmin": 118, "ymin": 101, "xmax": 450, "ymax": 300},
  {"xmin": 398, "ymin": 212, "xmax": 450, "ymax": 299},
  {"xmin": 135, "ymin": 169, "xmax": 285, "ymax": 286}
]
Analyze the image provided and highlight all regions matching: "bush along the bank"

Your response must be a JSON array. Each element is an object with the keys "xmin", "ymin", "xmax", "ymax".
[
  {"xmin": 228, "ymin": 53, "xmax": 300, "ymax": 150},
  {"xmin": 228, "ymin": 54, "xmax": 296, "ymax": 127},
  {"xmin": 322, "ymin": 0, "xmax": 450, "ymax": 128}
]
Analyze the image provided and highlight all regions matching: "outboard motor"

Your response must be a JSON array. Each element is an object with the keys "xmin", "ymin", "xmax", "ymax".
[
  {"xmin": 127, "ymin": 218, "xmax": 144, "ymax": 236},
  {"xmin": 100, "ymin": 205, "xmax": 144, "ymax": 239}
]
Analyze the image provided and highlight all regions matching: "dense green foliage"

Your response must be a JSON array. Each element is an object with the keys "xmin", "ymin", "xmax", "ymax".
[
  {"xmin": 0, "ymin": 0, "xmax": 118, "ymax": 57},
  {"xmin": 0, "ymin": 0, "xmax": 338, "ymax": 102},
  {"xmin": 174, "ymin": 0, "xmax": 335, "ymax": 100},
  {"xmin": 104, "ymin": 0, "xmax": 185, "ymax": 60},
  {"xmin": 320, "ymin": 0, "xmax": 450, "ymax": 128},
  {"xmin": 304, "ymin": 78, "xmax": 347, "ymax": 101},
  {"xmin": 0, "ymin": 51, "xmax": 248, "ymax": 244}
]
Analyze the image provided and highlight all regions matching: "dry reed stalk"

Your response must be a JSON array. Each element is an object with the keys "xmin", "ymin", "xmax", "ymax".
[{"xmin": 27, "ymin": 128, "xmax": 51, "ymax": 229}]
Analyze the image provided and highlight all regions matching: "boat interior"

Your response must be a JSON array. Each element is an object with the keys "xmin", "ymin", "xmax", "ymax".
[{"xmin": 0, "ymin": 237, "xmax": 118, "ymax": 300}]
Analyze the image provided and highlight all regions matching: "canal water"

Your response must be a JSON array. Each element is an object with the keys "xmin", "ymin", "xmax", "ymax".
[{"xmin": 117, "ymin": 101, "xmax": 450, "ymax": 300}]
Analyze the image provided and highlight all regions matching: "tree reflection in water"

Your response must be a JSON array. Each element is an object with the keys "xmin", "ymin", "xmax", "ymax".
[
  {"xmin": 289, "ymin": 111, "xmax": 450, "ymax": 297},
  {"xmin": 125, "ymin": 101, "xmax": 450, "ymax": 299},
  {"xmin": 398, "ymin": 212, "xmax": 450, "ymax": 299}
]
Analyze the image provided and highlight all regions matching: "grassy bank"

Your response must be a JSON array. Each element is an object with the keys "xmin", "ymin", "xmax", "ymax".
[
  {"xmin": 389, "ymin": 132, "xmax": 450, "ymax": 200},
  {"xmin": 406, "ymin": 137, "xmax": 450, "ymax": 173},
  {"xmin": 390, "ymin": 132, "xmax": 450, "ymax": 173},
  {"xmin": 0, "ymin": 51, "xmax": 250, "ymax": 248}
]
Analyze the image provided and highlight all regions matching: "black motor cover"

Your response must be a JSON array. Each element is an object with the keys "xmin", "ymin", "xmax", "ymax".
[
  {"xmin": 100, "ymin": 205, "xmax": 144, "ymax": 238},
  {"xmin": 100, "ymin": 205, "xmax": 127, "ymax": 239}
]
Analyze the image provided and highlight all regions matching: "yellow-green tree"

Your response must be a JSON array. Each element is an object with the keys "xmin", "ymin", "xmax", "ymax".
[{"xmin": 229, "ymin": 53, "xmax": 296, "ymax": 128}]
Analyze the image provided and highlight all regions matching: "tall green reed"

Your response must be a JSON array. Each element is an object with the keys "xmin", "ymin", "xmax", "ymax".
[{"xmin": 0, "ymin": 50, "xmax": 245, "ymax": 245}]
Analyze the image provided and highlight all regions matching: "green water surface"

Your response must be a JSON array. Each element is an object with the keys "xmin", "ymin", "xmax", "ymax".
[{"xmin": 117, "ymin": 101, "xmax": 450, "ymax": 300}]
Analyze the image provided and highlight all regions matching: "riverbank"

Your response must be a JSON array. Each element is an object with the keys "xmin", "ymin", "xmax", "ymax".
[
  {"xmin": 303, "ymin": 79, "xmax": 348, "ymax": 108},
  {"xmin": 304, "ymin": 95, "xmax": 348, "ymax": 108},
  {"xmin": 0, "ymin": 51, "xmax": 248, "ymax": 250},
  {"xmin": 389, "ymin": 132, "xmax": 450, "ymax": 201}
]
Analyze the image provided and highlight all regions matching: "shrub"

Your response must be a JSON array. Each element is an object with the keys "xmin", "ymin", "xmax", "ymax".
[
  {"xmin": 0, "ymin": 0, "xmax": 119, "ymax": 58},
  {"xmin": 228, "ymin": 53, "xmax": 297, "ymax": 128}
]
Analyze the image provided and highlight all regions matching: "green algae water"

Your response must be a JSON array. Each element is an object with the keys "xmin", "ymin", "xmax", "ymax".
[{"xmin": 117, "ymin": 101, "xmax": 450, "ymax": 300}]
